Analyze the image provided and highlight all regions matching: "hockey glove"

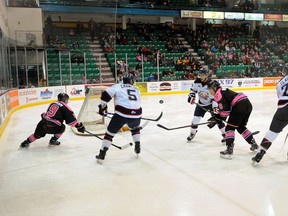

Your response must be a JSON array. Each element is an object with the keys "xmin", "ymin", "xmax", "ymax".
[
  {"xmin": 207, "ymin": 121, "xmax": 216, "ymax": 129},
  {"xmin": 187, "ymin": 93, "xmax": 196, "ymax": 104},
  {"xmin": 207, "ymin": 115, "xmax": 223, "ymax": 129},
  {"xmin": 98, "ymin": 104, "xmax": 108, "ymax": 116},
  {"xmin": 76, "ymin": 122, "xmax": 85, "ymax": 133}
]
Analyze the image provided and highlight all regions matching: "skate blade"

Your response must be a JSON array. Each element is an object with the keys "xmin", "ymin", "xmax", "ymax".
[
  {"xmin": 220, "ymin": 154, "xmax": 232, "ymax": 160},
  {"xmin": 97, "ymin": 159, "xmax": 103, "ymax": 165},
  {"xmin": 18, "ymin": 147, "xmax": 29, "ymax": 150},
  {"xmin": 48, "ymin": 145, "xmax": 59, "ymax": 148},
  {"xmin": 252, "ymin": 160, "xmax": 259, "ymax": 167}
]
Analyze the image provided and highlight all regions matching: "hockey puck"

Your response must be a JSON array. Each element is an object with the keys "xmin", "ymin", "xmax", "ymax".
[{"xmin": 159, "ymin": 100, "xmax": 164, "ymax": 104}]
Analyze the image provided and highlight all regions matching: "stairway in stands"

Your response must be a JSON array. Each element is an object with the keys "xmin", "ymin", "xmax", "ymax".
[
  {"xmin": 176, "ymin": 34, "xmax": 206, "ymax": 68},
  {"xmin": 87, "ymin": 36, "xmax": 115, "ymax": 83}
]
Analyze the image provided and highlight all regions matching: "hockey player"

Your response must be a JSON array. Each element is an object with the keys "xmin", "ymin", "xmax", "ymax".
[
  {"xmin": 187, "ymin": 69, "xmax": 226, "ymax": 142},
  {"xmin": 252, "ymin": 74, "xmax": 288, "ymax": 164},
  {"xmin": 208, "ymin": 80, "xmax": 258, "ymax": 159},
  {"xmin": 96, "ymin": 73, "xmax": 142, "ymax": 164},
  {"xmin": 19, "ymin": 93, "xmax": 85, "ymax": 149}
]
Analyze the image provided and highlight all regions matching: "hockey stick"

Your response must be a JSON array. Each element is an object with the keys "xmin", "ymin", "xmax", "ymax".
[
  {"xmin": 279, "ymin": 132, "xmax": 288, "ymax": 153},
  {"xmin": 194, "ymin": 103, "xmax": 260, "ymax": 131},
  {"xmin": 195, "ymin": 102, "xmax": 261, "ymax": 137},
  {"xmin": 251, "ymin": 131, "xmax": 260, "ymax": 136},
  {"xmin": 84, "ymin": 129, "xmax": 133, "ymax": 150},
  {"xmin": 157, "ymin": 122, "xmax": 211, "ymax": 131},
  {"xmin": 107, "ymin": 112, "xmax": 163, "ymax": 122},
  {"xmin": 105, "ymin": 115, "xmax": 149, "ymax": 131},
  {"xmin": 194, "ymin": 102, "xmax": 225, "ymax": 119}
]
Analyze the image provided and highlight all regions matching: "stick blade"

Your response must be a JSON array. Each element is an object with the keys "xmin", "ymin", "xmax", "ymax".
[
  {"xmin": 252, "ymin": 131, "xmax": 260, "ymax": 136},
  {"xmin": 120, "ymin": 143, "xmax": 133, "ymax": 150},
  {"xmin": 157, "ymin": 124, "xmax": 170, "ymax": 130}
]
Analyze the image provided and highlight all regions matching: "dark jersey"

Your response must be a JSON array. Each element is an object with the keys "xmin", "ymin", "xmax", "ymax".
[
  {"xmin": 42, "ymin": 101, "xmax": 78, "ymax": 127},
  {"xmin": 214, "ymin": 88, "xmax": 249, "ymax": 118}
]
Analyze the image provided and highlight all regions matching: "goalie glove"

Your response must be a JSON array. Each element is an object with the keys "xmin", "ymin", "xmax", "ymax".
[
  {"xmin": 187, "ymin": 92, "xmax": 196, "ymax": 104},
  {"xmin": 98, "ymin": 104, "xmax": 108, "ymax": 116},
  {"xmin": 75, "ymin": 122, "xmax": 85, "ymax": 133}
]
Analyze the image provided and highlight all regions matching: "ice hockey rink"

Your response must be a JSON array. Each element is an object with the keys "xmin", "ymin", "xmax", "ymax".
[{"xmin": 0, "ymin": 89, "xmax": 288, "ymax": 216}]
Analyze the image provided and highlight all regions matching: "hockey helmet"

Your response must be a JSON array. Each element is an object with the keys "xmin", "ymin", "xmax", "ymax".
[
  {"xmin": 208, "ymin": 80, "xmax": 221, "ymax": 91},
  {"xmin": 199, "ymin": 68, "xmax": 208, "ymax": 75},
  {"xmin": 123, "ymin": 73, "xmax": 135, "ymax": 85},
  {"xmin": 58, "ymin": 93, "xmax": 70, "ymax": 102}
]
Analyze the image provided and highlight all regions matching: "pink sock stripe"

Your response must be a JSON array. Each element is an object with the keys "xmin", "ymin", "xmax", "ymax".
[
  {"xmin": 28, "ymin": 134, "xmax": 36, "ymax": 142},
  {"xmin": 54, "ymin": 134, "xmax": 62, "ymax": 139},
  {"xmin": 226, "ymin": 130, "xmax": 235, "ymax": 139},
  {"xmin": 241, "ymin": 129, "xmax": 251, "ymax": 139}
]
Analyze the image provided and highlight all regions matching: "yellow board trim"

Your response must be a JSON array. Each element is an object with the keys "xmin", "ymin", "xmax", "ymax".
[{"xmin": 0, "ymin": 86, "xmax": 276, "ymax": 138}]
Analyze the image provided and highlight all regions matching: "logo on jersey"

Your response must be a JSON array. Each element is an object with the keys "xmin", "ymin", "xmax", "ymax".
[
  {"xmin": 199, "ymin": 91, "xmax": 209, "ymax": 99},
  {"xmin": 218, "ymin": 103, "xmax": 224, "ymax": 110}
]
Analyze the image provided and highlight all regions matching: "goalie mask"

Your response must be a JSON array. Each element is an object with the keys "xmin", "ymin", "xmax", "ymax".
[
  {"xmin": 123, "ymin": 73, "xmax": 135, "ymax": 85},
  {"xmin": 58, "ymin": 93, "xmax": 70, "ymax": 103}
]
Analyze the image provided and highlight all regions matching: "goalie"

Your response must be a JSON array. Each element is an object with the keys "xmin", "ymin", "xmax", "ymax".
[{"xmin": 95, "ymin": 73, "xmax": 142, "ymax": 164}]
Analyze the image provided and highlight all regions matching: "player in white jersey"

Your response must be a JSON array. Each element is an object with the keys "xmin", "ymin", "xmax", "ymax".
[
  {"xmin": 187, "ymin": 69, "xmax": 226, "ymax": 142},
  {"xmin": 252, "ymin": 74, "xmax": 288, "ymax": 164},
  {"xmin": 96, "ymin": 73, "xmax": 142, "ymax": 164}
]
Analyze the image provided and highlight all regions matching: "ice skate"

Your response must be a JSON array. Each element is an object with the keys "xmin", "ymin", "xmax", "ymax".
[
  {"xmin": 134, "ymin": 141, "xmax": 141, "ymax": 156},
  {"xmin": 19, "ymin": 140, "xmax": 30, "ymax": 150},
  {"xmin": 252, "ymin": 149, "xmax": 266, "ymax": 166},
  {"xmin": 249, "ymin": 139, "xmax": 259, "ymax": 151},
  {"xmin": 187, "ymin": 131, "xmax": 197, "ymax": 141},
  {"xmin": 96, "ymin": 147, "xmax": 108, "ymax": 164},
  {"xmin": 220, "ymin": 146, "xmax": 233, "ymax": 160},
  {"xmin": 49, "ymin": 138, "xmax": 61, "ymax": 147}
]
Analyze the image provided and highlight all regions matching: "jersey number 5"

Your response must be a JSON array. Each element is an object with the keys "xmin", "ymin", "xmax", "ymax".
[{"xmin": 127, "ymin": 89, "xmax": 137, "ymax": 101}]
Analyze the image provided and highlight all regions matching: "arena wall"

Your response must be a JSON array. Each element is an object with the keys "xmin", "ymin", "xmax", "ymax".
[{"xmin": 0, "ymin": 77, "xmax": 280, "ymax": 138}]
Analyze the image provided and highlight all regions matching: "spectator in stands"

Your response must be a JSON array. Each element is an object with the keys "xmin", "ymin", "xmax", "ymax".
[
  {"xmin": 135, "ymin": 62, "xmax": 142, "ymax": 73},
  {"xmin": 45, "ymin": 15, "xmax": 53, "ymax": 33},
  {"xmin": 72, "ymin": 41, "xmax": 79, "ymax": 49},
  {"xmin": 147, "ymin": 73, "xmax": 155, "ymax": 82},
  {"xmin": 69, "ymin": 28, "xmax": 76, "ymax": 36},
  {"xmin": 88, "ymin": 18, "xmax": 96, "ymax": 42},
  {"xmin": 122, "ymin": 35, "xmax": 128, "ymax": 45},
  {"xmin": 131, "ymin": 37, "xmax": 138, "ymax": 45},
  {"xmin": 104, "ymin": 40, "xmax": 113, "ymax": 52},
  {"xmin": 46, "ymin": 15, "xmax": 52, "ymax": 26},
  {"xmin": 28, "ymin": 81, "xmax": 35, "ymax": 88},
  {"xmin": 76, "ymin": 21, "xmax": 84, "ymax": 35}
]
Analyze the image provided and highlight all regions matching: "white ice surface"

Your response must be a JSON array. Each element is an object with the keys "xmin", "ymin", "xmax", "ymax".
[{"xmin": 1, "ymin": 89, "xmax": 288, "ymax": 216}]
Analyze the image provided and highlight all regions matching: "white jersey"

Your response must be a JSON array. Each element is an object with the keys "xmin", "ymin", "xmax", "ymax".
[
  {"xmin": 189, "ymin": 78, "xmax": 213, "ymax": 106},
  {"xmin": 276, "ymin": 75, "xmax": 288, "ymax": 108},
  {"xmin": 101, "ymin": 83, "xmax": 142, "ymax": 118}
]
